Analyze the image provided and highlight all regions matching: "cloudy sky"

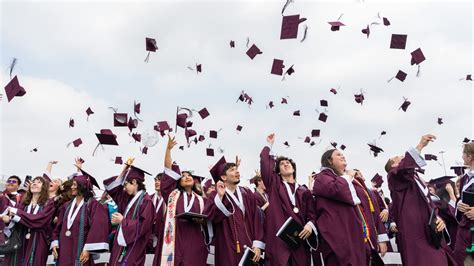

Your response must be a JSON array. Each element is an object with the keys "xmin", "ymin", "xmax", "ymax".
[{"xmin": 1, "ymin": 0, "xmax": 472, "ymax": 193}]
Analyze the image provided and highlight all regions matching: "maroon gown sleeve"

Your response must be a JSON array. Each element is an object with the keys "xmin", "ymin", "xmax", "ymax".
[
  {"xmin": 204, "ymin": 191, "xmax": 237, "ymax": 223},
  {"xmin": 83, "ymin": 199, "xmax": 110, "ymax": 252},
  {"xmin": 260, "ymin": 146, "xmax": 277, "ymax": 191},
  {"xmin": 313, "ymin": 170, "xmax": 360, "ymax": 206},
  {"xmin": 51, "ymin": 201, "xmax": 68, "ymax": 247},
  {"xmin": 14, "ymin": 200, "xmax": 56, "ymax": 229}
]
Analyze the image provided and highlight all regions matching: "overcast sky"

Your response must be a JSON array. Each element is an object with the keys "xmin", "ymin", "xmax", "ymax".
[{"xmin": 1, "ymin": 0, "xmax": 472, "ymax": 193}]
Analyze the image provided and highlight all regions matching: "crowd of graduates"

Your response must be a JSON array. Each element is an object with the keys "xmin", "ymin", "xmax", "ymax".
[{"xmin": 0, "ymin": 133, "xmax": 472, "ymax": 266}]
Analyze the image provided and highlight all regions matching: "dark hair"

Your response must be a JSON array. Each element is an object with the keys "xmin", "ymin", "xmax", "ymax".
[
  {"xmin": 384, "ymin": 197, "xmax": 391, "ymax": 206},
  {"xmin": 464, "ymin": 142, "xmax": 474, "ymax": 156},
  {"xmin": 220, "ymin": 163, "xmax": 237, "ymax": 181},
  {"xmin": 436, "ymin": 181, "xmax": 455, "ymax": 203},
  {"xmin": 274, "ymin": 157, "xmax": 297, "ymax": 178},
  {"xmin": 76, "ymin": 181, "xmax": 94, "ymax": 201},
  {"xmin": 251, "ymin": 175, "xmax": 262, "ymax": 186},
  {"xmin": 8, "ymin": 175, "xmax": 21, "ymax": 185},
  {"xmin": 385, "ymin": 159, "xmax": 394, "ymax": 173},
  {"xmin": 320, "ymin": 149, "xmax": 336, "ymax": 169},
  {"xmin": 56, "ymin": 179, "xmax": 74, "ymax": 206},
  {"xmin": 136, "ymin": 180, "xmax": 146, "ymax": 191},
  {"xmin": 155, "ymin": 173, "xmax": 163, "ymax": 180},
  {"xmin": 22, "ymin": 176, "xmax": 49, "ymax": 206},
  {"xmin": 177, "ymin": 171, "xmax": 200, "ymax": 195}
]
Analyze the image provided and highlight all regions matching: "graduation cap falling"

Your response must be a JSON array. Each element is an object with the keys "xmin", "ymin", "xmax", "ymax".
[
  {"xmin": 271, "ymin": 59, "xmax": 285, "ymax": 76},
  {"xmin": 246, "ymin": 44, "xmax": 262, "ymax": 60},
  {"xmin": 437, "ymin": 118, "xmax": 443, "ymax": 125},
  {"xmin": 390, "ymin": 34, "xmax": 407, "ymax": 49},
  {"xmin": 198, "ymin": 108, "xmax": 210, "ymax": 119},
  {"xmin": 237, "ymin": 91, "xmax": 253, "ymax": 107},
  {"xmin": 361, "ymin": 25, "xmax": 370, "ymax": 38},
  {"xmin": 86, "ymin": 107, "xmax": 94, "ymax": 121},
  {"xmin": 280, "ymin": 14, "xmax": 307, "ymax": 40},
  {"xmin": 144, "ymin": 37, "xmax": 158, "ymax": 63},
  {"xmin": 399, "ymin": 98, "xmax": 411, "ymax": 112},
  {"xmin": 320, "ymin": 99, "xmax": 328, "ymax": 107},
  {"xmin": 425, "ymin": 154, "xmax": 438, "ymax": 161},
  {"xmin": 67, "ymin": 138, "xmax": 83, "ymax": 148},
  {"xmin": 134, "ymin": 101, "xmax": 142, "ymax": 121},
  {"xmin": 229, "ymin": 40, "xmax": 235, "ymax": 48},
  {"xmin": 293, "ymin": 110, "xmax": 300, "ymax": 116},
  {"xmin": 281, "ymin": 97, "xmax": 288, "ymax": 104},
  {"xmin": 330, "ymin": 88, "xmax": 338, "ymax": 94},
  {"xmin": 354, "ymin": 92, "xmax": 365, "ymax": 105},
  {"xmin": 328, "ymin": 21, "xmax": 345, "ymax": 31},
  {"xmin": 368, "ymin": 143, "xmax": 384, "ymax": 157},
  {"xmin": 114, "ymin": 113, "xmax": 128, "ymax": 127},
  {"xmin": 93, "ymin": 129, "xmax": 119, "ymax": 156},
  {"xmin": 383, "ymin": 17, "xmax": 390, "ymax": 26},
  {"xmin": 4, "ymin": 76, "xmax": 26, "ymax": 102},
  {"xmin": 69, "ymin": 118, "xmax": 75, "ymax": 128}
]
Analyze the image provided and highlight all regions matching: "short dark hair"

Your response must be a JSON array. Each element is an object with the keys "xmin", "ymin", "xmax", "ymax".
[
  {"xmin": 320, "ymin": 149, "xmax": 336, "ymax": 169},
  {"xmin": 8, "ymin": 175, "xmax": 21, "ymax": 185},
  {"xmin": 274, "ymin": 157, "xmax": 297, "ymax": 178},
  {"xmin": 155, "ymin": 173, "xmax": 163, "ymax": 180},
  {"xmin": 76, "ymin": 181, "xmax": 94, "ymax": 201},
  {"xmin": 222, "ymin": 163, "xmax": 237, "ymax": 178}
]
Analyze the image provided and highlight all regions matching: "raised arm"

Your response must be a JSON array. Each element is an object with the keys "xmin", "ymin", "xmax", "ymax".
[
  {"xmin": 161, "ymin": 135, "xmax": 180, "ymax": 202},
  {"xmin": 260, "ymin": 133, "xmax": 277, "ymax": 190},
  {"xmin": 313, "ymin": 170, "xmax": 361, "ymax": 206},
  {"xmin": 164, "ymin": 134, "xmax": 177, "ymax": 169}
]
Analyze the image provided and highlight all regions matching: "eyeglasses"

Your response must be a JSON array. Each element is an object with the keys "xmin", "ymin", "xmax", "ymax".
[{"xmin": 6, "ymin": 180, "xmax": 18, "ymax": 184}]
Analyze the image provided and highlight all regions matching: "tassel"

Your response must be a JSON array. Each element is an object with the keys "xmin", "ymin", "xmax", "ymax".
[
  {"xmin": 369, "ymin": 199, "xmax": 375, "ymax": 212},
  {"xmin": 236, "ymin": 241, "xmax": 241, "ymax": 253}
]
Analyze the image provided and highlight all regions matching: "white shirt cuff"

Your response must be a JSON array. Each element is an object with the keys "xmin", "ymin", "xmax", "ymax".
[
  {"xmin": 12, "ymin": 215, "xmax": 21, "ymax": 223},
  {"xmin": 83, "ymin": 242, "xmax": 109, "ymax": 251},
  {"xmin": 378, "ymin": 233, "xmax": 389, "ymax": 242},
  {"xmin": 408, "ymin": 147, "xmax": 427, "ymax": 168},
  {"xmin": 252, "ymin": 240, "xmax": 266, "ymax": 250},
  {"xmin": 164, "ymin": 167, "xmax": 181, "ymax": 181},
  {"xmin": 306, "ymin": 221, "xmax": 318, "ymax": 237},
  {"xmin": 50, "ymin": 240, "xmax": 59, "ymax": 250}
]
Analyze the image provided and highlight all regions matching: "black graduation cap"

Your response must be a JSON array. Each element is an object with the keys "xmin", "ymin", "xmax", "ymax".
[
  {"xmin": 328, "ymin": 21, "xmax": 345, "ymax": 31},
  {"xmin": 428, "ymin": 176, "xmax": 456, "ymax": 189},
  {"xmin": 319, "ymin": 113, "xmax": 328, "ymax": 122},
  {"xmin": 236, "ymin": 125, "xmax": 243, "ymax": 132},
  {"xmin": 383, "ymin": 17, "xmax": 390, "ymax": 26},
  {"xmin": 463, "ymin": 137, "xmax": 471, "ymax": 143},
  {"xmin": 115, "ymin": 156, "xmax": 123, "ymax": 165},
  {"xmin": 95, "ymin": 129, "xmax": 119, "ymax": 146},
  {"xmin": 330, "ymin": 88, "xmax": 337, "ymax": 94},
  {"xmin": 451, "ymin": 165, "xmax": 468, "ymax": 176},
  {"xmin": 311, "ymin": 129, "xmax": 320, "ymax": 137},
  {"xmin": 268, "ymin": 101, "xmax": 274, "ymax": 109},
  {"xmin": 4, "ymin": 76, "xmax": 26, "ymax": 102},
  {"xmin": 293, "ymin": 110, "xmax": 300, "ymax": 116},
  {"xmin": 75, "ymin": 168, "xmax": 101, "ymax": 189},
  {"xmin": 206, "ymin": 148, "xmax": 214, "ymax": 157},
  {"xmin": 283, "ymin": 141, "xmax": 290, "ymax": 147},
  {"xmin": 320, "ymin": 100, "xmax": 328, "ymax": 107},
  {"xmin": 69, "ymin": 118, "xmax": 75, "ymax": 128},
  {"xmin": 86, "ymin": 107, "xmax": 94, "ymax": 120},
  {"xmin": 368, "ymin": 143, "xmax": 384, "ymax": 157},
  {"xmin": 425, "ymin": 154, "xmax": 438, "ymax": 161},
  {"xmin": 145, "ymin": 37, "xmax": 158, "ymax": 52},
  {"xmin": 230, "ymin": 40, "xmax": 235, "ymax": 48},
  {"xmin": 390, "ymin": 34, "xmax": 407, "ymax": 49},
  {"xmin": 246, "ymin": 44, "xmax": 262, "ymax": 59},
  {"xmin": 280, "ymin": 14, "xmax": 307, "ymax": 39},
  {"xmin": 281, "ymin": 97, "xmax": 288, "ymax": 104},
  {"xmin": 361, "ymin": 25, "xmax": 370, "ymax": 38},
  {"xmin": 354, "ymin": 93, "xmax": 365, "ymax": 105},
  {"xmin": 210, "ymin": 130, "xmax": 218, "ymax": 139},
  {"xmin": 437, "ymin": 118, "xmax": 443, "ymax": 125},
  {"xmin": 399, "ymin": 98, "xmax": 411, "ymax": 112}
]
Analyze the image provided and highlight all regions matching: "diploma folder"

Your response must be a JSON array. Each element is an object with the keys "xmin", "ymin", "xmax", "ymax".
[
  {"xmin": 238, "ymin": 247, "xmax": 264, "ymax": 266},
  {"xmin": 276, "ymin": 217, "xmax": 304, "ymax": 249},
  {"xmin": 463, "ymin": 191, "xmax": 474, "ymax": 207},
  {"xmin": 175, "ymin": 212, "xmax": 207, "ymax": 220}
]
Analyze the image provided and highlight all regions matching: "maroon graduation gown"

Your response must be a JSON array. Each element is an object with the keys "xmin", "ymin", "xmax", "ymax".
[
  {"xmin": 312, "ymin": 168, "xmax": 366, "ymax": 266},
  {"xmin": 52, "ymin": 197, "xmax": 110, "ymax": 266},
  {"xmin": 103, "ymin": 177, "xmax": 154, "ymax": 266},
  {"xmin": 254, "ymin": 191, "xmax": 268, "ymax": 210},
  {"xmin": 3, "ymin": 199, "xmax": 56, "ymax": 266},
  {"xmin": 204, "ymin": 187, "xmax": 265, "ymax": 265},
  {"xmin": 260, "ymin": 146, "xmax": 317, "ymax": 266},
  {"xmin": 160, "ymin": 168, "xmax": 208, "ymax": 266},
  {"xmin": 150, "ymin": 192, "xmax": 166, "ymax": 263},
  {"xmin": 0, "ymin": 193, "xmax": 23, "ymax": 244},
  {"xmin": 454, "ymin": 172, "xmax": 474, "ymax": 264},
  {"xmin": 432, "ymin": 198, "xmax": 457, "ymax": 253},
  {"xmin": 388, "ymin": 149, "xmax": 455, "ymax": 266}
]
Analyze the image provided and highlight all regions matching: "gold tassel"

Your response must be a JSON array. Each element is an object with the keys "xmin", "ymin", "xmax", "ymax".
[
  {"xmin": 236, "ymin": 241, "xmax": 241, "ymax": 253},
  {"xmin": 369, "ymin": 199, "xmax": 375, "ymax": 213}
]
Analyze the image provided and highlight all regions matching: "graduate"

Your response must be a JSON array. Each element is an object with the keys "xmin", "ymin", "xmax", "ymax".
[
  {"xmin": 103, "ymin": 158, "xmax": 155, "ymax": 266},
  {"xmin": 250, "ymin": 172, "xmax": 269, "ymax": 211},
  {"xmin": 312, "ymin": 149, "xmax": 367, "ymax": 265},
  {"xmin": 385, "ymin": 134, "xmax": 455, "ymax": 265},
  {"xmin": 2, "ymin": 175, "xmax": 55, "ymax": 266},
  {"xmin": 158, "ymin": 135, "xmax": 209, "ymax": 266},
  {"xmin": 454, "ymin": 141, "xmax": 474, "ymax": 265},
  {"xmin": 204, "ymin": 156, "xmax": 265, "ymax": 265},
  {"xmin": 51, "ymin": 159, "xmax": 110, "ymax": 265},
  {"xmin": 147, "ymin": 173, "xmax": 166, "ymax": 255},
  {"xmin": 260, "ymin": 133, "xmax": 317, "ymax": 266}
]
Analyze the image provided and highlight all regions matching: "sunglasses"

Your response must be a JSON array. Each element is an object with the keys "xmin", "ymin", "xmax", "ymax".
[{"xmin": 6, "ymin": 180, "xmax": 18, "ymax": 184}]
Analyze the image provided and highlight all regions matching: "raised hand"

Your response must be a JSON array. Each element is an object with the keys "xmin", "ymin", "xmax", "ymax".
[
  {"xmin": 235, "ymin": 156, "xmax": 241, "ymax": 168},
  {"xmin": 266, "ymin": 133, "xmax": 275, "ymax": 145},
  {"xmin": 167, "ymin": 134, "xmax": 177, "ymax": 150},
  {"xmin": 416, "ymin": 134, "xmax": 436, "ymax": 152},
  {"xmin": 216, "ymin": 181, "xmax": 226, "ymax": 199}
]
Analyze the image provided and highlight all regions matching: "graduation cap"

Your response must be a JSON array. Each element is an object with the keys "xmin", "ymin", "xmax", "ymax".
[
  {"xmin": 230, "ymin": 40, "xmax": 235, "ymax": 48},
  {"xmin": 209, "ymin": 156, "xmax": 227, "ymax": 182},
  {"xmin": 246, "ymin": 44, "xmax": 262, "ymax": 59},
  {"xmin": 69, "ymin": 118, "xmax": 75, "ymax": 128},
  {"xmin": 425, "ymin": 154, "xmax": 438, "ymax": 161},
  {"xmin": 283, "ymin": 141, "xmax": 290, "ymax": 147},
  {"xmin": 271, "ymin": 59, "xmax": 285, "ymax": 76},
  {"xmin": 4, "ymin": 76, "xmax": 26, "ymax": 102},
  {"xmin": 141, "ymin": 146, "xmax": 148, "ymax": 154},
  {"xmin": 198, "ymin": 135, "xmax": 205, "ymax": 142},
  {"xmin": 145, "ymin": 37, "xmax": 158, "ymax": 52},
  {"xmin": 75, "ymin": 168, "xmax": 100, "ymax": 189},
  {"xmin": 236, "ymin": 125, "xmax": 243, "ymax": 132},
  {"xmin": 86, "ymin": 107, "xmax": 94, "ymax": 120},
  {"xmin": 280, "ymin": 14, "xmax": 307, "ymax": 39},
  {"xmin": 192, "ymin": 174, "xmax": 205, "ymax": 184},
  {"xmin": 319, "ymin": 112, "xmax": 328, "ymax": 122},
  {"xmin": 30, "ymin": 147, "xmax": 38, "ymax": 152},
  {"xmin": 196, "ymin": 64, "xmax": 202, "ymax": 73},
  {"xmin": 437, "ymin": 118, "xmax": 443, "ymax": 125},
  {"xmin": 176, "ymin": 113, "xmax": 188, "ymax": 129},
  {"xmin": 328, "ymin": 21, "xmax": 345, "ymax": 31},
  {"xmin": 72, "ymin": 138, "xmax": 82, "ymax": 148},
  {"xmin": 390, "ymin": 34, "xmax": 407, "ymax": 49},
  {"xmin": 428, "ymin": 176, "xmax": 456, "ymax": 189},
  {"xmin": 198, "ymin": 108, "xmax": 210, "ymax": 119},
  {"xmin": 410, "ymin": 48, "xmax": 426, "ymax": 65},
  {"xmin": 94, "ymin": 129, "xmax": 119, "ymax": 155},
  {"xmin": 281, "ymin": 97, "xmax": 288, "ymax": 104},
  {"xmin": 114, "ymin": 113, "xmax": 128, "ymax": 127},
  {"xmin": 132, "ymin": 133, "xmax": 141, "ymax": 142},
  {"xmin": 354, "ymin": 93, "xmax": 365, "ymax": 105},
  {"xmin": 125, "ymin": 165, "xmax": 152, "ymax": 183},
  {"xmin": 115, "ymin": 156, "xmax": 123, "ymax": 165},
  {"xmin": 399, "ymin": 98, "xmax": 411, "ymax": 112},
  {"xmin": 134, "ymin": 101, "xmax": 141, "ymax": 115},
  {"xmin": 416, "ymin": 168, "xmax": 425, "ymax": 175},
  {"xmin": 361, "ymin": 25, "xmax": 370, "ymax": 38},
  {"xmin": 371, "ymin": 173, "xmax": 384, "ymax": 188},
  {"xmin": 206, "ymin": 148, "xmax": 214, "ymax": 157},
  {"xmin": 268, "ymin": 101, "xmax": 274, "ymax": 109},
  {"xmin": 381, "ymin": 131, "xmax": 387, "ymax": 136},
  {"xmin": 463, "ymin": 137, "xmax": 471, "ymax": 143},
  {"xmin": 128, "ymin": 117, "xmax": 138, "ymax": 131},
  {"xmin": 467, "ymin": 74, "xmax": 472, "ymax": 81},
  {"xmin": 451, "ymin": 165, "xmax": 468, "ymax": 176},
  {"xmin": 293, "ymin": 110, "xmax": 300, "ymax": 116},
  {"xmin": 320, "ymin": 100, "xmax": 328, "ymax": 107},
  {"xmin": 304, "ymin": 136, "xmax": 311, "ymax": 143},
  {"xmin": 330, "ymin": 88, "xmax": 338, "ymax": 94},
  {"xmin": 395, "ymin": 70, "xmax": 407, "ymax": 82},
  {"xmin": 383, "ymin": 17, "xmax": 390, "ymax": 26},
  {"xmin": 368, "ymin": 143, "xmax": 384, "ymax": 157},
  {"xmin": 284, "ymin": 65, "xmax": 295, "ymax": 77},
  {"xmin": 185, "ymin": 128, "xmax": 197, "ymax": 144},
  {"xmin": 210, "ymin": 130, "xmax": 218, "ymax": 139},
  {"xmin": 311, "ymin": 129, "xmax": 320, "ymax": 137},
  {"xmin": 340, "ymin": 144, "xmax": 347, "ymax": 150}
]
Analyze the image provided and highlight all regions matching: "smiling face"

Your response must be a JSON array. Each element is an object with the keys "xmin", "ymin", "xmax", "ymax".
[
  {"xmin": 179, "ymin": 172, "xmax": 194, "ymax": 190},
  {"xmin": 71, "ymin": 181, "xmax": 79, "ymax": 196},
  {"xmin": 49, "ymin": 179, "xmax": 61, "ymax": 193},
  {"xmin": 329, "ymin": 149, "xmax": 347, "ymax": 175},
  {"xmin": 5, "ymin": 177, "xmax": 20, "ymax": 193},
  {"xmin": 29, "ymin": 178, "xmax": 44, "ymax": 194}
]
